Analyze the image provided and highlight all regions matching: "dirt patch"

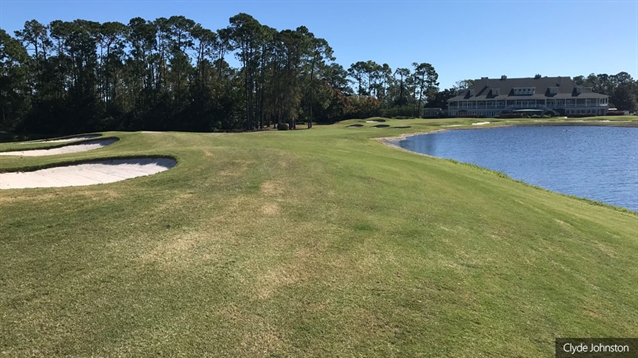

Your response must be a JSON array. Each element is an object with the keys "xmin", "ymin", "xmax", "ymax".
[
  {"xmin": 261, "ymin": 203, "xmax": 280, "ymax": 216},
  {"xmin": 241, "ymin": 329, "xmax": 285, "ymax": 355},
  {"xmin": 75, "ymin": 189, "xmax": 121, "ymax": 201},
  {"xmin": 0, "ymin": 193, "xmax": 60, "ymax": 204},
  {"xmin": 555, "ymin": 219, "xmax": 572, "ymax": 226},
  {"xmin": 139, "ymin": 232, "xmax": 219, "ymax": 269},
  {"xmin": 219, "ymin": 160, "xmax": 253, "ymax": 176},
  {"xmin": 154, "ymin": 193, "xmax": 194, "ymax": 213},
  {"xmin": 584, "ymin": 309, "xmax": 602, "ymax": 319},
  {"xmin": 260, "ymin": 181, "xmax": 284, "ymax": 196},
  {"xmin": 204, "ymin": 150, "xmax": 213, "ymax": 157},
  {"xmin": 255, "ymin": 264, "xmax": 301, "ymax": 299},
  {"xmin": 139, "ymin": 234, "xmax": 197, "ymax": 267}
]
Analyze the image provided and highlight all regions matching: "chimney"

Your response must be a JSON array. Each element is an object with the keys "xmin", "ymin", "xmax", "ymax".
[{"xmin": 501, "ymin": 75, "xmax": 507, "ymax": 80}]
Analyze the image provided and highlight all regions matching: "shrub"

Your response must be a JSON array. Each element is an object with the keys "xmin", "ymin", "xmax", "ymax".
[
  {"xmin": 495, "ymin": 113, "xmax": 525, "ymax": 119},
  {"xmin": 277, "ymin": 123, "xmax": 289, "ymax": 130},
  {"xmin": 566, "ymin": 114, "xmax": 596, "ymax": 118},
  {"xmin": 379, "ymin": 105, "xmax": 415, "ymax": 118}
]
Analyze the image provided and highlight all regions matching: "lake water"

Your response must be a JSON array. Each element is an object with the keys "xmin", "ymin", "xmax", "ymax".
[{"xmin": 395, "ymin": 125, "xmax": 638, "ymax": 212}]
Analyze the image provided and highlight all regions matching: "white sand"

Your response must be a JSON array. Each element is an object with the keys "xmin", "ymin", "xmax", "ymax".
[
  {"xmin": 0, "ymin": 157, "xmax": 176, "ymax": 189},
  {"xmin": 43, "ymin": 135, "xmax": 101, "ymax": 143},
  {"xmin": 21, "ymin": 135, "xmax": 101, "ymax": 144},
  {"xmin": 471, "ymin": 122, "xmax": 490, "ymax": 126},
  {"xmin": 0, "ymin": 138, "xmax": 118, "ymax": 157}
]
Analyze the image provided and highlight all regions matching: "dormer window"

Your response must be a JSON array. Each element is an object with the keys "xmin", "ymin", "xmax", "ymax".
[
  {"xmin": 514, "ymin": 87, "xmax": 535, "ymax": 95},
  {"xmin": 491, "ymin": 88, "xmax": 500, "ymax": 96},
  {"xmin": 575, "ymin": 86, "xmax": 583, "ymax": 94},
  {"xmin": 549, "ymin": 87, "xmax": 558, "ymax": 94}
]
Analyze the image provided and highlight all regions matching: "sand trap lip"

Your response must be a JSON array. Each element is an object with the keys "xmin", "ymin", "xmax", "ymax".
[
  {"xmin": 42, "ymin": 134, "xmax": 101, "ymax": 143},
  {"xmin": 0, "ymin": 157, "xmax": 177, "ymax": 189},
  {"xmin": 21, "ymin": 134, "xmax": 102, "ymax": 144},
  {"xmin": 0, "ymin": 138, "xmax": 118, "ymax": 156}
]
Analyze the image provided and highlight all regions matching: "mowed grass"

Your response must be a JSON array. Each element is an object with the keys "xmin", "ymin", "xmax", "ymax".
[{"xmin": 1, "ymin": 117, "xmax": 637, "ymax": 357}]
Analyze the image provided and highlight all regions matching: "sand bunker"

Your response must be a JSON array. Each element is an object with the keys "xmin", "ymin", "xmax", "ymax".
[
  {"xmin": 0, "ymin": 138, "xmax": 118, "ymax": 157},
  {"xmin": 0, "ymin": 157, "xmax": 176, "ymax": 189},
  {"xmin": 42, "ymin": 135, "xmax": 101, "ymax": 143},
  {"xmin": 372, "ymin": 124, "xmax": 390, "ymax": 128},
  {"xmin": 347, "ymin": 124, "xmax": 364, "ymax": 128},
  {"xmin": 21, "ymin": 134, "xmax": 102, "ymax": 144},
  {"xmin": 366, "ymin": 119, "xmax": 386, "ymax": 123},
  {"xmin": 393, "ymin": 126, "xmax": 411, "ymax": 129},
  {"xmin": 472, "ymin": 122, "xmax": 490, "ymax": 126}
]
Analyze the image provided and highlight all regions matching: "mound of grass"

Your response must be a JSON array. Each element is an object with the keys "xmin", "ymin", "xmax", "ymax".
[{"xmin": 1, "ymin": 117, "xmax": 637, "ymax": 357}]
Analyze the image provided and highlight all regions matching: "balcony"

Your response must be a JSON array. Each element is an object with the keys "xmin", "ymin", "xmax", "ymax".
[{"xmin": 450, "ymin": 102, "xmax": 607, "ymax": 109}]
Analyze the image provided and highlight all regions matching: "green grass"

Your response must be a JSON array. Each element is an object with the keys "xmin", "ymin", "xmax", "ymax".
[{"xmin": 1, "ymin": 117, "xmax": 637, "ymax": 357}]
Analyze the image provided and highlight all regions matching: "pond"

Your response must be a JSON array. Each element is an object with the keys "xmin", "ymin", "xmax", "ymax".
[{"xmin": 395, "ymin": 125, "xmax": 638, "ymax": 212}]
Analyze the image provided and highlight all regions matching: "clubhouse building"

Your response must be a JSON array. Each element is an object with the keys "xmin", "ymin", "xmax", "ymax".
[{"xmin": 447, "ymin": 75, "xmax": 609, "ymax": 118}]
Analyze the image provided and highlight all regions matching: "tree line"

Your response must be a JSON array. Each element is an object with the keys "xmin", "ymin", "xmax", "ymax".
[
  {"xmin": 573, "ymin": 72, "xmax": 637, "ymax": 112},
  {"xmin": 0, "ymin": 14, "xmax": 442, "ymax": 134}
]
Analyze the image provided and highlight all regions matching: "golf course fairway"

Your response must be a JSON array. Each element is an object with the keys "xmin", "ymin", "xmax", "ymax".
[{"xmin": 1, "ymin": 117, "xmax": 636, "ymax": 357}]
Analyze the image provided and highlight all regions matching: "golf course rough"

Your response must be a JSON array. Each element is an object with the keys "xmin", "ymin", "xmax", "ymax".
[{"xmin": 0, "ymin": 119, "xmax": 636, "ymax": 357}]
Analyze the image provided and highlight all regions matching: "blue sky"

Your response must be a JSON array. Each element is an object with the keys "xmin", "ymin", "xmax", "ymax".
[{"xmin": 1, "ymin": 0, "xmax": 637, "ymax": 89}]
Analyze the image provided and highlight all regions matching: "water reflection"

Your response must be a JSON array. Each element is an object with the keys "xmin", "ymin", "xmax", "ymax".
[{"xmin": 396, "ymin": 126, "xmax": 638, "ymax": 212}]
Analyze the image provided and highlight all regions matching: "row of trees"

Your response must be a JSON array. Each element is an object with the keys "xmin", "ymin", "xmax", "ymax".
[
  {"xmin": 0, "ymin": 14, "xmax": 441, "ymax": 134},
  {"xmin": 573, "ymin": 72, "xmax": 637, "ymax": 112}
]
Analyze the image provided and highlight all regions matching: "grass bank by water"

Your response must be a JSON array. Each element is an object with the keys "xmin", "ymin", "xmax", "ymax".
[{"xmin": 1, "ymin": 117, "xmax": 637, "ymax": 357}]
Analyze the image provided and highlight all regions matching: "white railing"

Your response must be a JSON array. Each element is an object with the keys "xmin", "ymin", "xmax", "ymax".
[{"xmin": 451, "ymin": 102, "xmax": 607, "ymax": 109}]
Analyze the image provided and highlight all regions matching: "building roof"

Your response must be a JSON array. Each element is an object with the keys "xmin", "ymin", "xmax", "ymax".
[{"xmin": 449, "ymin": 76, "xmax": 608, "ymax": 101}]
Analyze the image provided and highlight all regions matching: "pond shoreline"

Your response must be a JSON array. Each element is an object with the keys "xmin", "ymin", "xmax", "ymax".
[
  {"xmin": 373, "ymin": 119, "xmax": 638, "ymax": 150},
  {"xmin": 374, "ymin": 120, "xmax": 638, "ymax": 213}
]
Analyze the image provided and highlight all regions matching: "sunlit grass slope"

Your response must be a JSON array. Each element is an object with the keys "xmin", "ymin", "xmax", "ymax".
[{"xmin": 1, "ymin": 117, "xmax": 637, "ymax": 357}]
